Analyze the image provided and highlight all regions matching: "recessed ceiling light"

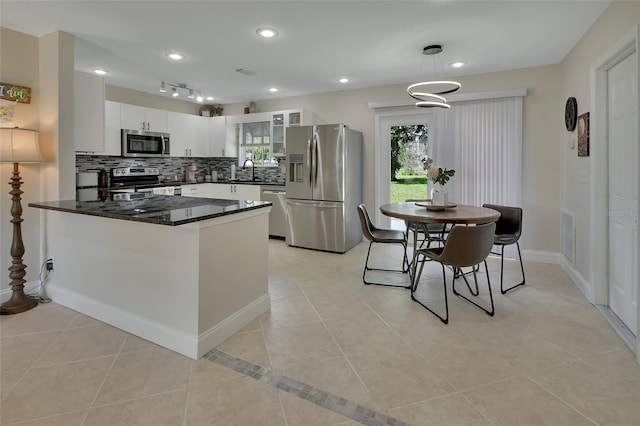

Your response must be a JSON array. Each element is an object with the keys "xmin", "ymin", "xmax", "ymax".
[
  {"xmin": 450, "ymin": 61, "xmax": 465, "ymax": 68},
  {"xmin": 92, "ymin": 68, "xmax": 108, "ymax": 75},
  {"xmin": 166, "ymin": 52, "xmax": 185, "ymax": 61},
  {"xmin": 256, "ymin": 28, "xmax": 279, "ymax": 38},
  {"xmin": 338, "ymin": 77, "xmax": 350, "ymax": 84},
  {"xmin": 268, "ymin": 87, "xmax": 279, "ymax": 93},
  {"xmin": 206, "ymin": 96, "xmax": 214, "ymax": 101}
]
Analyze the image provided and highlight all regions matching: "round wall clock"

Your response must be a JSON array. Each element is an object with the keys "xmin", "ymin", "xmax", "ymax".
[{"xmin": 565, "ymin": 97, "xmax": 578, "ymax": 131}]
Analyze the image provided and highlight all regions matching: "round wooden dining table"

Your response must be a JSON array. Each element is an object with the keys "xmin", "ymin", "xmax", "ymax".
[
  {"xmin": 379, "ymin": 202, "xmax": 501, "ymax": 285},
  {"xmin": 379, "ymin": 202, "xmax": 500, "ymax": 225}
]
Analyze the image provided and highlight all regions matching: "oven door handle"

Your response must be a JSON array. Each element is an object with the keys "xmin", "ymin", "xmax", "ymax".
[{"xmin": 136, "ymin": 188, "xmax": 155, "ymax": 193}]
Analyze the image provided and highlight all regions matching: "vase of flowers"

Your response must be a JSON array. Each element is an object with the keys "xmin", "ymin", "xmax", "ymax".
[{"xmin": 422, "ymin": 157, "xmax": 455, "ymax": 206}]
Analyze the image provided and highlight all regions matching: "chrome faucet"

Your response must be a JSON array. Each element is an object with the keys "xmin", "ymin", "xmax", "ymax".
[{"xmin": 242, "ymin": 158, "xmax": 255, "ymax": 181}]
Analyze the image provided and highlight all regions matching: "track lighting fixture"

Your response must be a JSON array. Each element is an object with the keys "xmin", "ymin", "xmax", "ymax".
[{"xmin": 160, "ymin": 81, "xmax": 204, "ymax": 103}]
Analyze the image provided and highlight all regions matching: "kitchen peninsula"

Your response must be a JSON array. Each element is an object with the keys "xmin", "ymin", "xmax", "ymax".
[{"xmin": 29, "ymin": 195, "xmax": 271, "ymax": 359}]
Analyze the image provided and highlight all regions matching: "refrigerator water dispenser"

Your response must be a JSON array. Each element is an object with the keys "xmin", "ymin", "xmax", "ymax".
[{"xmin": 289, "ymin": 154, "xmax": 304, "ymax": 183}]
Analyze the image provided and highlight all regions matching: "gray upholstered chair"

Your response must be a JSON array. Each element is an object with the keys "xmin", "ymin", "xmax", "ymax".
[
  {"xmin": 357, "ymin": 203, "xmax": 410, "ymax": 288},
  {"xmin": 411, "ymin": 222, "xmax": 496, "ymax": 324},
  {"xmin": 482, "ymin": 204, "xmax": 525, "ymax": 294}
]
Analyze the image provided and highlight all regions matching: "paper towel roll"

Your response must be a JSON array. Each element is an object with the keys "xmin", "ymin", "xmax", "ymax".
[{"xmin": 230, "ymin": 164, "xmax": 236, "ymax": 180}]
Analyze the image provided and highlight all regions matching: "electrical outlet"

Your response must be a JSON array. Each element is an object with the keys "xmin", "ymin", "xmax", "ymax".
[{"xmin": 46, "ymin": 260, "xmax": 54, "ymax": 271}]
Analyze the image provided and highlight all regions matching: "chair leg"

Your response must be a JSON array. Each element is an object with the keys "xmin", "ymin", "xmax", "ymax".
[
  {"xmin": 411, "ymin": 261, "xmax": 449, "ymax": 324},
  {"xmin": 499, "ymin": 242, "xmax": 526, "ymax": 294},
  {"xmin": 451, "ymin": 261, "xmax": 495, "ymax": 317},
  {"xmin": 454, "ymin": 267, "xmax": 479, "ymax": 296},
  {"xmin": 362, "ymin": 241, "xmax": 411, "ymax": 289}
]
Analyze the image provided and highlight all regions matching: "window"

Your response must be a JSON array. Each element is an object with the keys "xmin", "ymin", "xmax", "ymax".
[{"xmin": 239, "ymin": 121, "xmax": 271, "ymax": 166}]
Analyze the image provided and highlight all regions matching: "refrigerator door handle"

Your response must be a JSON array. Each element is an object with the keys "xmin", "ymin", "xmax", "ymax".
[
  {"xmin": 287, "ymin": 201, "xmax": 340, "ymax": 209},
  {"xmin": 313, "ymin": 132, "xmax": 319, "ymax": 185},
  {"xmin": 308, "ymin": 135, "xmax": 313, "ymax": 189}
]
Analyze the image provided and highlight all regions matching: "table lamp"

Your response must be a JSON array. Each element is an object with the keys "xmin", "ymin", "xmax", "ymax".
[{"xmin": 0, "ymin": 127, "xmax": 42, "ymax": 314}]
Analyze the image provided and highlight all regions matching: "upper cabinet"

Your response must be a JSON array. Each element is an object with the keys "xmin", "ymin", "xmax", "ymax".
[
  {"xmin": 272, "ymin": 109, "xmax": 310, "ymax": 159},
  {"xmin": 74, "ymin": 71, "xmax": 105, "ymax": 153},
  {"xmin": 167, "ymin": 112, "xmax": 209, "ymax": 157},
  {"xmin": 80, "ymin": 100, "xmax": 314, "ymax": 160},
  {"xmin": 103, "ymin": 101, "xmax": 122, "ymax": 156},
  {"xmin": 208, "ymin": 116, "xmax": 227, "ymax": 157},
  {"xmin": 120, "ymin": 104, "xmax": 167, "ymax": 132},
  {"xmin": 227, "ymin": 109, "xmax": 312, "ymax": 165}
]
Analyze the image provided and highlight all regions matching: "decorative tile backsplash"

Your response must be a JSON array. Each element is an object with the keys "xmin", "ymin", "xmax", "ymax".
[{"xmin": 76, "ymin": 155, "xmax": 286, "ymax": 185}]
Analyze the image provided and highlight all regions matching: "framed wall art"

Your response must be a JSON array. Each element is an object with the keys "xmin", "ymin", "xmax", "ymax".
[{"xmin": 577, "ymin": 112, "xmax": 590, "ymax": 157}]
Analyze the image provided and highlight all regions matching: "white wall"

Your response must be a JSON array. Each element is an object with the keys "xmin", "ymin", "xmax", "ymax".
[
  {"xmin": 560, "ymin": 1, "xmax": 640, "ymax": 283},
  {"xmin": 106, "ymin": 85, "xmax": 202, "ymax": 115}
]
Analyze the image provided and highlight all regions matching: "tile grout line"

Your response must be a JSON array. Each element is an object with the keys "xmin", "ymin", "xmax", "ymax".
[
  {"xmin": 204, "ymin": 348, "xmax": 413, "ymax": 426},
  {"xmin": 79, "ymin": 332, "xmax": 129, "ymax": 426},
  {"xmin": 182, "ymin": 361, "xmax": 194, "ymax": 426},
  {"xmin": 526, "ymin": 375, "xmax": 600, "ymax": 426},
  {"xmin": 296, "ymin": 282, "xmax": 376, "ymax": 401}
]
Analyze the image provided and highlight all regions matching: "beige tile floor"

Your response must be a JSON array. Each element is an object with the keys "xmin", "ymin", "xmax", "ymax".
[{"xmin": 1, "ymin": 239, "xmax": 640, "ymax": 425}]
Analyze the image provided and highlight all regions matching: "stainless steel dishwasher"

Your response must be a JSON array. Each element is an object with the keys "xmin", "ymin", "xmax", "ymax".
[{"xmin": 261, "ymin": 186, "xmax": 287, "ymax": 238}]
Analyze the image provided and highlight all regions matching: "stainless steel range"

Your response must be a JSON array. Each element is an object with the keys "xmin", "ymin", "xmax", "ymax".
[
  {"xmin": 110, "ymin": 167, "xmax": 182, "ymax": 195},
  {"xmin": 110, "ymin": 167, "xmax": 161, "ymax": 188}
]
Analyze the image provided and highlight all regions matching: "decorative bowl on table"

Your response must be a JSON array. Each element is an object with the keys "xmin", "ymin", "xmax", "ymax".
[{"xmin": 415, "ymin": 201, "xmax": 457, "ymax": 211}]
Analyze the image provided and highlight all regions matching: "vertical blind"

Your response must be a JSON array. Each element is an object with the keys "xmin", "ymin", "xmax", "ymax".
[{"xmin": 430, "ymin": 96, "xmax": 523, "ymax": 209}]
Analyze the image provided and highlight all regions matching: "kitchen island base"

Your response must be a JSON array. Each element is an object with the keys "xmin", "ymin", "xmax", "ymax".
[{"xmin": 42, "ymin": 207, "xmax": 270, "ymax": 359}]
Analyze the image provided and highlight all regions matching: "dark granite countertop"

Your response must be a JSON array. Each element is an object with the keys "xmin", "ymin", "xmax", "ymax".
[
  {"xmin": 29, "ymin": 196, "xmax": 271, "ymax": 226},
  {"xmin": 109, "ymin": 181, "xmax": 285, "ymax": 191}
]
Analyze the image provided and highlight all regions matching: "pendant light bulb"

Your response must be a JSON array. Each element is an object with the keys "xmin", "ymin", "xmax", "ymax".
[
  {"xmin": 160, "ymin": 81, "xmax": 167, "ymax": 93},
  {"xmin": 188, "ymin": 89, "xmax": 195, "ymax": 99},
  {"xmin": 171, "ymin": 87, "xmax": 179, "ymax": 97}
]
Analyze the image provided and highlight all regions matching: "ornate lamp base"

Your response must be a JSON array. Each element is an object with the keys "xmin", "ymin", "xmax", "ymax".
[
  {"xmin": 1, "ymin": 292, "xmax": 38, "ymax": 315},
  {"xmin": 1, "ymin": 162, "xmax": 39, "ymax": 315}
]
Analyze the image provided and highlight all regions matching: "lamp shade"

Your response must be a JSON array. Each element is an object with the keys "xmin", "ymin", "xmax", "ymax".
[{"xmin": 0, "ymin": 127, "xmax": 42, "ymax": 163}]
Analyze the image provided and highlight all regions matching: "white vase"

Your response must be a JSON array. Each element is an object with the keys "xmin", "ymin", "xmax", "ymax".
[{"xmin": 431, "ymin": 183, "xmax": 448, "ymax": 206}]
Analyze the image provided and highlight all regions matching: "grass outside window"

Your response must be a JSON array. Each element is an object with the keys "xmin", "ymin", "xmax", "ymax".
[{"xmin": 391, "ymin": 175, "xmax": 429, "ymax": 203}]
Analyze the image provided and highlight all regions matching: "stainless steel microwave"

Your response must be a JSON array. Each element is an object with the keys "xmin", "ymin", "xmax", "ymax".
[{"xmin": 121, "ymin": 129, "xmax": 170, "ymax": 157}]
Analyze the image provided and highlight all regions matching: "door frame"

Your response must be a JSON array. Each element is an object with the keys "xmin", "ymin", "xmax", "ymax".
[
  {"xmin": 590, "ymin": 25, "xmax": 640, "ymax": 359},
  {"xmin": 374, "ymin": 109, "xmax": 433, "ymax": 226}
]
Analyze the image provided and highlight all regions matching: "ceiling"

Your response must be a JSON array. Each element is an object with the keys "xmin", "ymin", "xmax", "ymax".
[{"xmin": 1, "ymin": 1, "xmax": 611, "ymax": 105}]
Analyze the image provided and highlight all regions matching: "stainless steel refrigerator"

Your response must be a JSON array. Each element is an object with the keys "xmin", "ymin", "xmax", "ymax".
[{"xmin": 285, "ymin": 124, "xmax": 363, "ymax": 253}]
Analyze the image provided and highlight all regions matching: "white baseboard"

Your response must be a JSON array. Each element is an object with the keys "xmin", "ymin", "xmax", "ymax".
[
  {"xmin": 522, "ymin": 249, "xmax": 561, "ymax": 264},
  {"xmin": 47, "ymin": 286, "xmax": 270, "ymax": 360},
  {"xmin": 559, "ymin": 256, "xmax": 593, "ymax": 303},
  {"xmin": 0, "ymin": 280, "xmax": 41, "ymax": 303},
  {"xmin": 197, "ymin": 293, "xmax": 271, "ymax": 358}
]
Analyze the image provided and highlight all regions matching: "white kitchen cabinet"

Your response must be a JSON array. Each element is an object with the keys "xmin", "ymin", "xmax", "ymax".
[
  {"xmin": 205, "ymin": 183, "xmax": 261, "ymax": 201},
  {"xmin": 181, "ymin": 184, "xmax": 206, "ymax": 198},
  {"xmin": 167, "ymin": 112, "xmax": 209, "ymax": 157},
  {"xmin": 191, "ymin": 115, "xmax": 209, "ymax": 157},
  {"xmin": 120, "ymin": 103, "xmax": 167, "ymax": 132},
  {"xmin": 208, "ymin": 116, "xmax": 227, "ymax": 157},
  {"xmin": 233, "ymin": 184, "xmax": 261, "ymax": 201},
  {"xmin": 226, "ymin": 109, "xmax": 313, "ymax": 163},
  {"xmin": 103, "ymin": 101, "xmax": 122, "ymax": 156},
  {"xmin": 74, "ymin": 70, "xmax": 105, "ymax": 153}
]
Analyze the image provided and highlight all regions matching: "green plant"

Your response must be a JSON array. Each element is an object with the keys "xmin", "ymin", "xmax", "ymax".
[{"xmin": 427, "ymin": 167, "xmax": 456, "ymax": 186}]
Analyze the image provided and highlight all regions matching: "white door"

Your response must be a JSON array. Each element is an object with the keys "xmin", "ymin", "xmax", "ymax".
[{"xmin": 608, "ymin": 51, "xmax": 638, "ymax": 335}]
